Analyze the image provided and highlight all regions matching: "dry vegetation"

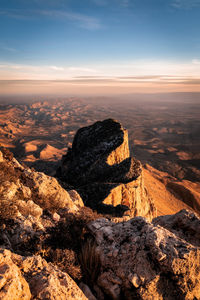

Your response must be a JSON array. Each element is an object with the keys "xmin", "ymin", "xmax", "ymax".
[
  {"xmin": 79, "ymin": 236, "xmax": 101, "ymax": 286},
  {"xmin": 44, "ymin": 207, "xmax": 102, "ymax": 282}
]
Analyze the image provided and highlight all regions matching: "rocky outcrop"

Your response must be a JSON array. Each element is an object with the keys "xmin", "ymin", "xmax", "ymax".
[
  {"xmin": 57, "ymin": 119, "xmax": 156, "ymax": 219},
  {"xmin": 0, "ymin": 249, "xmax": 87, "ymax": 300},
  {"xmin": 0, "ymin": 148, "xmax": 83, "ymax": 220},
  {"xmin": 85, "ymin": 209, "xmax": 200, "ymax": 299},
  {"xmin": 0, "ymin": 249, "xmax": 31, "ymax": 300}
]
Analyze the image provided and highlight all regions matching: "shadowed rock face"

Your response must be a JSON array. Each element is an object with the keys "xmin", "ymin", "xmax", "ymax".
[{"xmin": 57, "ymin": 119, "xmax": 156, "ymax": 219}]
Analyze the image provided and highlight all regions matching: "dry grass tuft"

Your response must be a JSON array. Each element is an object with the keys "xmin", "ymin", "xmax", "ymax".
[{"xmin": 79, "ymin": 236, "xmax": 101, "ymax": 286}]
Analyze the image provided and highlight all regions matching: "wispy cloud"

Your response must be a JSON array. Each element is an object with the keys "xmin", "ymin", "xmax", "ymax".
[
  {"xmin": 1, "ymin": 76, "xmax": 200, "ymax": 86},
  {"xmin": 49, "ymin": 66, "xmax": 65, "ymax": 71},
  {"xmin": 68, "ymin": 67, "xmax": 96, "ymax": 73},
  {"xmin": 39, "ymin": 10, "xmax": 102, "ymax": 30},
  {"xmin": 0, "ymin": 46, "xmax": 17, "ymax": 53},
  {"xmin": 0, "ymin": 42, "xmax": 17, "ymax": 53},
  {"xmin": 192, "ymin": 59, "xmax": 200, "ymax": 65},
  {"xmin": 90, "ymin": 0, "xmax": 108, "ymax": 6},
  {"xmin": 0, "ymin": 9, "xmax": 102, "ymax": 30},
  {"xmin": 171, "ymin": 0, "xmax": 200, "ymax": 9},
  {"xmin": 1, "ymin": 60, "xmax": 200, "ymax": 85},
  {"xmin": 91, "ymin": 0, "xmax": 130, "ymax": 7}
]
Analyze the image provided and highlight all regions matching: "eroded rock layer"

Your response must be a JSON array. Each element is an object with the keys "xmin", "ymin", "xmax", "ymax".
[{"xmin": 57, "ymin": 119, "xmax": 156, "ymax": 219}]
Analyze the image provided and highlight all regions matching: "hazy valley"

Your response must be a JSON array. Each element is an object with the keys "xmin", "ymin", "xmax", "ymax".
[
  {"xmin": 0, "ymin": 95, "xmax": 199, "ymax": 181},
  {"xmin": 0, "ymin": 95, "xmax": 199, "ymax": 217}
]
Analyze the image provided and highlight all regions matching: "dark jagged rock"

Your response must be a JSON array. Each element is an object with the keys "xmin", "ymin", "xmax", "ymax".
[{"xmin": 57, "ymin": 119, "xmax": 156, "ymax": 219}]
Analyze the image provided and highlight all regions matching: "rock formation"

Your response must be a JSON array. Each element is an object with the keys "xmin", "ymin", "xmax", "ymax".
[
  {"xmin": 0, "ymin": 147, "xmax": 92, "ymax": 299},
  {"xmin": 0, "ymin": 147, "xmax": 83, "ymax": 219},
  {"xmin": 85, "ymin": 209, "xmax": 200, "ymax": 299},
  {"xmin": 0, "ymin": 249, "xmax": 87, "ymax": 300},
  {"xmin": 57, "ymin": 119, "xmax": 156, "ymax": 220}
]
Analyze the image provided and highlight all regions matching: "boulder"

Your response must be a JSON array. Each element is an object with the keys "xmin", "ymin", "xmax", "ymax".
[
  {"xmin": 57, "ymin": 119, "xmax": 156, "ymax": 219},
  {"xmin": 0, "ymin": 249, "xmax": 88, "ymax": 300},
  {"xmin": 21, "ymin": 255, "xmax": 88, "ymax": 300},
  {"xmin": 0, "ymin": 150, "xmax": 82, "ymax": 221},
  {"xmin": 0, "ymin": 249, "xmax": 31, "ymax": 300},
  {"xmin": 85, "ymin": 209, "xmax": 200, "ymax": 299},
  {"xmin": 23, "ymin": 168, "xmax": 78, "ymax": 212}
]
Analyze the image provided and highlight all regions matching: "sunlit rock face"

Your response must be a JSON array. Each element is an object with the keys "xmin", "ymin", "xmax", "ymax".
[
  {"xmin": 86, "ymin": 209, "xmax": 200, "ymax": 299},
  {"xmin": 0, "ymin": 249, "xmax": 87, "ymax": 300},
  {"xmin": 57, "ymin": 119, "xmax": 156, "ymax": 220},
  {"xmin": 0, "ymin": 148, "xmax": 82, "ymax": 220}
]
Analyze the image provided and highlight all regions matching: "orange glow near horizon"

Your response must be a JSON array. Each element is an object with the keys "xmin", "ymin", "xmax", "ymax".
[
  {"xmin": 0, "ymin": 79, "xmax": 200, "ymax": 96},
  {"xmin": 1, "ymin": 60, "xmax": 200, "ymax": 95}
]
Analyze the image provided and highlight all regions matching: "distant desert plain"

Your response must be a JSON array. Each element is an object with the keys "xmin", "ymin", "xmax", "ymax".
[{"xmin": 0, "ymin": 94, "xmax": 200, "ymax": 216}]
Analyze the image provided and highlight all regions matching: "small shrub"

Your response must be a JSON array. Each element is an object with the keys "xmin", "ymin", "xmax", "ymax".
[{"xmin": 46, "ymin": 248, "xmax": 82, "ymax": 280}]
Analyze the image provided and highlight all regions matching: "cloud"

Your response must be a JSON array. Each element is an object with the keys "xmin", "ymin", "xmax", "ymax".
[
  {"xmin": 90, "ymin": 0, "xmax": 108, "ymax": 6},
  {"xmin": 192, "ymin": 59, "xmax": 200, "ymax": 65},
  {"xmin": 0, "ymin": 9, "xmax": 102, "ymax": 30},
  {"xmin": 1, "ymin": 76, "xmax": 200, "ymax": 87},
  {"xmin": 49, "ymin": 66, "xmax": 65, "ymax": 71},
  {"xmin": 171, "ymin": 0, "xmax": 200, "ymax": 9},
  {"xmin": 0, "ymin": 46, "xmax": 17, "ymax": 53},
  {"xmin": 120, "ymin": 0, "xmax": 129, "ymax": 7},
  {"xmin": 39, "ymin": 10, "xmax": 102, "ymax": 30},
  {"xmin": 91, "ymin": 0, "xmax": 130, "ymax": 7},
  {"xmin": 1, "ymin": 60, "xmax": 200, "ymax": 88},
  {"xmin": 68, "ymin": 67, "xmax": 96, "ymax": 73}
]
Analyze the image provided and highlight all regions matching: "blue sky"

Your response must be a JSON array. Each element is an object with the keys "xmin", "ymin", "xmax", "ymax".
[{"xmin": 0, "ymin": 0, "xmax": 200, "ymax": 94}]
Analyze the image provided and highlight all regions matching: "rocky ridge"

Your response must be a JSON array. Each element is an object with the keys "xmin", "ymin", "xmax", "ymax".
[{"xmin": 0, "ymin": 147, "xmax": 89, "ymax": 299}]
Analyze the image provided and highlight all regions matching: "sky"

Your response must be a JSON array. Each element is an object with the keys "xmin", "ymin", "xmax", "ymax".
[{"xmin": 0, "ymin": 0, "xmax": 200, "ymax": 95}]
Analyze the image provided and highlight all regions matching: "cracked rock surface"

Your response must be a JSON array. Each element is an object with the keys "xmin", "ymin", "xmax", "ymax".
[{"xmin": 86, "ymin": 209, "xmax": 200, "ymax": 299}]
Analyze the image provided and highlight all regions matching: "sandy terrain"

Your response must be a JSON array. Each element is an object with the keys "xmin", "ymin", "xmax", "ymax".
[{"xmin": 143, "ymin": 164, "xmax": 198, "ymax": 216}]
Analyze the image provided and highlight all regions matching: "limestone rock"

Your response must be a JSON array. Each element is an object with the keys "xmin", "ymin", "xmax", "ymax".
[
  {"xmin": 0, "ymin": 249, "xmax": 31, "ymax": 300},
  {"xmin": 68, "ymin": 190, "xmax": 84, "ymax": 207},
  {"xmin": 21, "ymin": 255, "xmax": 88, "ymax": 300},
  {"xmin": 86, "ymin": 209, "xmax": 200, "ymax": 299},
  {"xmin": 57, "ymin": 119, "xmax": 156, "ymax": 219},
  {"xmin": 23, "ymin": 168, "xmax": 78, "ymax": 212},
  {"xmin": 0, "ymin": 149, "xmax": 82, "ymax": 221},
  {"xmin": 17, "ymin": 200, "xmax": 43, "ymax": 219},
  {"xmin": 0, "ymin": 249, "xmax": 88, "ymax": 300}
]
